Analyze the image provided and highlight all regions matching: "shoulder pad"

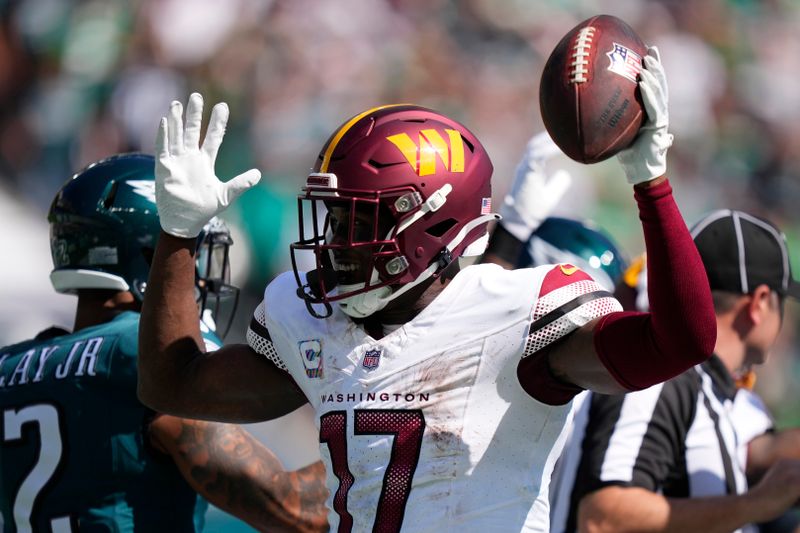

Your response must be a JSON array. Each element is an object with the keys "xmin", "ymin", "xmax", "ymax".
[{"xmin": 540, "ymin": 264, "xmax": 595, "ymax": 297}]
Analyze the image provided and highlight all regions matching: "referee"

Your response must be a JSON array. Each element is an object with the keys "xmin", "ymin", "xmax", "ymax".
[{"xmin": 550, "ymin": 210, "xmax": 800, "ymax": 533}]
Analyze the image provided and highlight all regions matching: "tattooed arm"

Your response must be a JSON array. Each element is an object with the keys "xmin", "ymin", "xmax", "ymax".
[{"xmin": 148, "ymin": 414, "xmax": 329, "ymax": 533}]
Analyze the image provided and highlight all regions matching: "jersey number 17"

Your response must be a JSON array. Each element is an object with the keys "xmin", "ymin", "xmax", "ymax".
[{"xmin": 320, "ymin": 408, "xmax": 425, "ymax": 533}]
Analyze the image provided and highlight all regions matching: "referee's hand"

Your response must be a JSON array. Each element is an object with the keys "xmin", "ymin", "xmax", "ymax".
[{"xmin": 745, "ymin": 458, "xmax": 800, "ymax": 522}]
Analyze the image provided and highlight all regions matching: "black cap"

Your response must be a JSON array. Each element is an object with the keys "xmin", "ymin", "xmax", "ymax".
[{"xmin": 691, "ymin": 209, "xmax": 800, "ymax": 300}]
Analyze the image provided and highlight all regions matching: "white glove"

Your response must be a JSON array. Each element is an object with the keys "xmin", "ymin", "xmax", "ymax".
[
  {"xmin": 617, "ymin": 46, "xmax": 674, "ymax": 185},
  {"xmin": 499, "ymin": 131, "xmax": 572, "ymax": 242},
  {"xmin": 155, "ymin": 92, "xmax": 261, "ymax": 238}
]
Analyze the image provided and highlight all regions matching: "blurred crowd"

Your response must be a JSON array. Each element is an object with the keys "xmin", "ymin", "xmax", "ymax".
[{"xmin": 2, "ymin": 0, "xmax": 800, "ymax": 425}]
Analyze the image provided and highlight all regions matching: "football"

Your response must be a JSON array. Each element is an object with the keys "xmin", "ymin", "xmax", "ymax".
[{"xmin": 539, "ymin": 14, "xmax": 647, "ymax": 164}]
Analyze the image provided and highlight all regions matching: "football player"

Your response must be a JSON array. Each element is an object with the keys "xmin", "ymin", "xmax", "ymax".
[
  {"xmin": 139, "ymin": 49, "xmax": 717, "ymax": 531},
  {"xmin": 0, "ymin": 154, "xmax": 328, "ymax": 533},
  {"xmin": 520, "ymin": 217, "xmax": 627, "ymax": 293}
]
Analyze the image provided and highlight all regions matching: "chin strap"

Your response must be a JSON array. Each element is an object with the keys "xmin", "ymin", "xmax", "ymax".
[
  {"xmin": 337, "ymin": 213, "xmax": 499, "ymax": 318},
  {"xmin": 299, "ymin": 267, "xmax": 337, "ymax": 319}
]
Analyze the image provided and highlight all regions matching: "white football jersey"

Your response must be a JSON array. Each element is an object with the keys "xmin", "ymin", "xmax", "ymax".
[
  {"xmin": 248, "ymin": 263, "xmax": 620, "ymax": 532},
  {"xmin": 731, "ymin": 388, "xmax": 774, "ymax": 470}
]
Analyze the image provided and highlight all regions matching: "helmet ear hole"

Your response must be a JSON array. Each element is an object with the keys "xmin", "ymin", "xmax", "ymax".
[
  {"xmin": 102, "ymin": 181, "xmax": 120, "ymax": 210},
  {"xmin": 425, "ymin": 218, "xmax": 457, "ymax": 238}
]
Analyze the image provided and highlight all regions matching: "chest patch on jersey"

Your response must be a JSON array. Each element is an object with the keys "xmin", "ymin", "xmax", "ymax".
[
  {"xmin": 540, "ymin": 263, "xmax": 594, "ymax": 298},
  {"xmin": 298, "ymin": 339, "xmax": 323, "ymax": 378},
  {"xmin": 361, "ymin": 348, "xmax": 382, "ymax": 370}
]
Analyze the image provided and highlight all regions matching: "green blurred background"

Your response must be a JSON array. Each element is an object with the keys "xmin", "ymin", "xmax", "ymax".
[{"xmin": 3, "ymin": 0, "xmax": 800, "ymax": 528}]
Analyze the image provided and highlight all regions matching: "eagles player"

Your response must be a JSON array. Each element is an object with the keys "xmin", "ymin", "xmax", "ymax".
[
  {"xmin": 0, "ymin": 154, "xmax": 328, "ymax": 533},
  {"xmin": 517, "ymin": 216, "xmax": 627, "ymax": 293},
  {"xmin": 139, "ymin": 50, "xmax": 716, "ymax": 533}
]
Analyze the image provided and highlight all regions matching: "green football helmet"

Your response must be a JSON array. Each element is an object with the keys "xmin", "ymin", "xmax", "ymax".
[
  {"xmin": 519, "ymin": 217, "xmax": 628, "ymax": 292},
  {"xmin": 48, "ymin": 153, "xmax": 238, "ymax": 334}
]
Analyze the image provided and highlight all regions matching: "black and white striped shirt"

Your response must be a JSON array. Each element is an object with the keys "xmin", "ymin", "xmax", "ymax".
[{"xmin": 550, "ymin": 355, "xmax": 760, "ymax": 533}]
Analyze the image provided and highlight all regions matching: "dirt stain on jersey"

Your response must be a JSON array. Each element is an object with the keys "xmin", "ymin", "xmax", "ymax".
[
  {"xmin": 430, "ymin": 428, "xmax": 461, "ymax": 454},
  {"xmin": 412, "ymin": 358, "xmax": 452, "ymax": 393}
]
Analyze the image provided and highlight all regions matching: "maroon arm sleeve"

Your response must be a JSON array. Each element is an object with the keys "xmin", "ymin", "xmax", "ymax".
[{"xmin": 592, "ymin": 179, "xmax": 716, "ymax": 390}]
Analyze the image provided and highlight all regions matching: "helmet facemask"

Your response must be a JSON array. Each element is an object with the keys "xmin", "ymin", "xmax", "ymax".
[
  {"xmin": 291, "ymin": 173, "xmax": 495, "ymax": 319},
  {"xmin": 291, "ymin": 176, "xmax": 415, "ymax": 319},
  {"xmin": 195, "ymin": 218, "xmax": 239, "ymax": 338}
]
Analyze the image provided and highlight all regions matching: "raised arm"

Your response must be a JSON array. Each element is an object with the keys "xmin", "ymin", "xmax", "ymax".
[
  {"xmin": 518, "ymin": 48, "xmax": 716, "ymax": 402},
  {"xmin": 148, "ymin": 415, "xmax": 328, "ymax": 533},
  {"xmin": 139, "ymin": 231, "xmax": 306, "ymax": 421},
  {"xmin": 138, "ymin": 93, "xmax": 307, "ymax": 422},
  {"xmin": 545, "ymin": 176, "xmax": 715, "ymax": 394}
]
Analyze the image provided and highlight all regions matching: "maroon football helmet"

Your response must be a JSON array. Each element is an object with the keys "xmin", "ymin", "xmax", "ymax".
[{"xmin": 290, "ymin": 104, "xmax": 495, "ymax": 318}]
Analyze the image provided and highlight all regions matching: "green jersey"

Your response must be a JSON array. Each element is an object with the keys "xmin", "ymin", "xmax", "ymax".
[{"xmin": 0, "ymin": 311, "xmax": 222, "ymax": 533}]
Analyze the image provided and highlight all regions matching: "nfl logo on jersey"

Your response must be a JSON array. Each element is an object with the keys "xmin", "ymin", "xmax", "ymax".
[{"xmin": 362, "ymin": 349, "xmax": 382, "ymax": 370}]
